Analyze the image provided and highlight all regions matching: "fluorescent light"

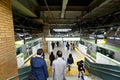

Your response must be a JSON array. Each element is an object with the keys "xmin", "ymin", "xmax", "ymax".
[
  {"xmin": 53, "ymin": 29, "xmax": 71, "ymax": 32},
  {"xmin": 46, "ymin": 38, "xmax": 62, "ymax": 41},
  {"xmin": 115, "ymin": 37, "xmax": 120, "ymax": 40},
  {"xmin": 109, "ymin": 37, "xmax": 114, "ymax": 39},
  {"xmin": 63, "ymin": 38, "xmax": 80, "ymax": 41},
  {"xmin": 46, "ymin": 37, "xmax": 80, "ymax": 41},
  {"xmin": 25, "ymin": 37, "xmax": 32, "ymax": 40},
  {"xmin": 15, "ymin": 40, "xmax": 24, "ymax": 45}
]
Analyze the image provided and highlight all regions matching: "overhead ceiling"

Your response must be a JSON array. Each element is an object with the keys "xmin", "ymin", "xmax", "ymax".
[
  {"xmin": 11, "ymin": 0, "xmax": 120, "ymax": 34},
  {"xmin": 36, "ymin": 0, "xmax": 93, "ymax": 10}
]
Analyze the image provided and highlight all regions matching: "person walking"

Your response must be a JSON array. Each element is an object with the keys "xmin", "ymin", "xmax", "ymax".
[
  {"xmin": 56, "ymin": 41, "xmax": 59, "ymax": 47},
  {"xmin": 70, "ymin": 43, "xmax": 73, "ymax": 50},
  {"xmin": 72, "ymin": 43, "xmax": 75, "ymax": 50},
  {"xmin": 30, "ymin": 48, "xmax": 48, "ymax": 80},
  {"xmin": 66, "ymin": 42, "xmax": 70, "ymax": 50},
  {"xmin": 67, "ymin": 54, "xmax": 74, "ymax": 71},
  {"xmin": 51, "ymin": 41, "xmax": 55, "ymax": 50},
  {"xmin": 77, "ymin": 60, "xmax": 85, "ymax": 80},
  {"xmin": 52, "ymin": 50, "xmax": 66, "ymax": 80},
  {"xmin": 49, "ymin": 51, "xmax": 55, "ymax": 66}
]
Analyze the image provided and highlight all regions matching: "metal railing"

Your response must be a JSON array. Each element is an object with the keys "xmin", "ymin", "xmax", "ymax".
[
  {"xmin": 7, "ymin": 66, "xmax": 31, "ymax": 80},
  {"xmin": 8, "ymin": 54, "xmax": 120, "ymax": 80},
  {"xmin": 85, "ymin": 57, "xmax": 120, "ymax": 80}
]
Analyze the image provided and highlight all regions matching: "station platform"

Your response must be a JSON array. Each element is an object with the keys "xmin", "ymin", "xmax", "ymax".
[{"xmin": 25, "ymin": 43, "xmax": 102, "ymax": 80}]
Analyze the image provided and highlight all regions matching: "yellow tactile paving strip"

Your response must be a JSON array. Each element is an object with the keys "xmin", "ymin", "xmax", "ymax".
[
  {"xmin": 75, "ymin": 48, "xmax": 89, "ymax": 75},
  {"xmin": 25, "ymin": 48, "xmax": 89, "ymax": 76},
  {"xmin": 75, "ymin": 48, "xmax": 85, "ymax": 60}
]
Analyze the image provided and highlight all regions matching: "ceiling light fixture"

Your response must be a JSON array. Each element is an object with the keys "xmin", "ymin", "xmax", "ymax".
[{"xmin": 53, "ymin": 29, "xmax": 72, "ymax": 32}]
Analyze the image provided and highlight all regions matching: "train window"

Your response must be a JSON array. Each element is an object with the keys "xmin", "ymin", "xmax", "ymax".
[
  {"xmin": 97, "ymin": 46, "xmax": 114, "ymax": 59},
  {"xmin": 94, "ymin": 29, "xmax": 104, "ymax": 35},
  {"xmin": 34, "ymin": 41, "xmax": 39, "ymax": 46},
  {"xmin": 89, "ymin": 29, "xmax": 105, "ymax": 39},
  {"xmin": 96, "ymin": 46, "xmax": 103, "ymax": 53},
  {"xmin": 79, "ymin": 40, "xmax": 84, "ymax": 45},
  {"xmin": 105, "ymin": 50, "xmax": 114, "ymax": 59},
  {"xmin": 16, "ymin": 47, "xmax": 22, "ymax": 55}
]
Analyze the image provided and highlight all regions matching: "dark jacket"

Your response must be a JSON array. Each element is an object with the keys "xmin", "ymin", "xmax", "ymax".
[
  {"xmin": 67, "ymin": 57, "xmax": 74, "ymax": 64},
  {"xmin": 49, "ymin": 54, "xmax": 55, "ymax": 61},
  {"xmin": 49, "ymin": 54, "xmax": 55, "ymax": 66},
  {"xmin": 77, "ymin": 61, "xmax": 85, "ymax": 72},
  {"xmin": 31, "ymin": 57, "xmax": 48, "ymax": 80}
]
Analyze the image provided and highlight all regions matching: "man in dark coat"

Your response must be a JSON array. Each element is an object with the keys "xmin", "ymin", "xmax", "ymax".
[{"xmin": 31, "ymin": 49, "xmax": 48, "ymax": 80}]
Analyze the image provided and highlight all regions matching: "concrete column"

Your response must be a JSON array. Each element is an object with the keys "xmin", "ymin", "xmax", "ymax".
[{"xmin": 0, "ymin": 0, "xmax": 18, "ymax": 79}]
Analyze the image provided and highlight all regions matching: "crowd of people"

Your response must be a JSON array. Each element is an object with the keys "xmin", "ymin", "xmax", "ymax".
[
  {"xmin": 51, "ymin": 41, "xmax": 59, "ymax": 50},
  {"xmin": 51, "ymin": 41, "xmax": 75, "ymax": 51},
  {"xmin": 30, "ymin": 42, "xmax": 85, "ymax": 80}
]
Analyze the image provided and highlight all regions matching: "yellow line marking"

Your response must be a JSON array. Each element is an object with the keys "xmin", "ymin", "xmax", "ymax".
[
  {"xmin": 25, "ymin": 60, "xmax": 30, "ymax": 66},
  {"xmin": 25, "ymin": 48, "xmax": 89, "ymax": 76},
  {"xmin": 75, "ymin": 48, "xmax": 89, "ymax": 75},
  {"xmin": 75, "ymin": 48, "xmax": 85, "ymax": 60}
]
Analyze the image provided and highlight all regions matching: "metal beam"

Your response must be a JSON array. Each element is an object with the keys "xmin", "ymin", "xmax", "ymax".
[
  {"xmin": 39, "ymin": 6, "xmax": 87, "ymax": 11},
  {"xmin": 47, "ymin": 18, "xmax": 76, "ymax": 24},
  {"xmin": 11, "ymin": 0, "xmax": 37, "ymax": 17},
  {"xmin": 88, "ymin": 0, "xmax": 106, "ymax": 11},
  {"xmin": 48, "ymin": 24, "xmax": 75, "ymax": 26},
  {"xmin": 61, "ymin": 0, "xmax": 69, "ymax": 18},
  {"xmin": 83, "ymin": 0, "xmax": 120, "ymax": 20}
]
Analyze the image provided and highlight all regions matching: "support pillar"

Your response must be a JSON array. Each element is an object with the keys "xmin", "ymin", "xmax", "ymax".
[
  {"xmin": 42, "ymin": 26, "xmax": 49, "ymax": 53},
  {"xmin": 0, "ymin": 0, "xmax": 18, "ymax": 79}
]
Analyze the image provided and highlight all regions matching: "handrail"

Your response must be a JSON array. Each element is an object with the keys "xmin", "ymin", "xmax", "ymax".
[
  {"xmin": 7, "ymin": 66, "xmax": 31, "ymax": 80},
  {"xmin": 86, "ymin": 61, "xmax": 120, "ymax": 73},
  {"xmin": 86, "ymin": 54, "xmax": 96, "ymax": 62},
  {"xmin": 86, "ymin": 62, "xmax": 120, "ymax": 78},
  {"xmin": 7, "ymin": 70, "xmax": 31, "ymax": 80},
  {"xmin": 85, "ymin": 57, "xmax": 120, "ymax": 80},
  {"xmin": 86, "ymin": 61, "xmax": 120, "ymax": 77}
]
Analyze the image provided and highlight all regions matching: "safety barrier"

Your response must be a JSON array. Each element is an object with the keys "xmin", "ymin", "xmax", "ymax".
[
  {"xmin": 85, "ymin": 57, "xmax": 120, "ymax": 80},
  {"xmin": 7, "ymin": 66, "xmax": 31, "ymax": 80}
]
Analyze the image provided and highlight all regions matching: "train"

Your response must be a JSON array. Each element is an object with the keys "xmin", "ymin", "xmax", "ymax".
[
  {"xmin": 15, "ymin": 33, "xmax": 43, "ymax": 68},
  {"xmin": 79, "ymin": 39, "xmax": 120, "ymax": 62},
  {"xmin": 89, "ymin": 29, "xmax": 105, "ymax": 39}
]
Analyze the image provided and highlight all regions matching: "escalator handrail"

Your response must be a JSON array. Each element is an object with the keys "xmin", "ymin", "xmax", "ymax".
[
  {"xmin": 86, "ymin": 60, "xmax": 120, "ymax": 73},
  {"xmin": 7, "ymin": 67, "xmax": 31, "ymax": 80},
  {"xmin": 86, "ymin": 61, "xmax": 120, "ymax": 78}
]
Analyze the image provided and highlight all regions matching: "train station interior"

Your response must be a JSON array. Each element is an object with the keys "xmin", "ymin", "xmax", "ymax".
[{"xmin": 0, "ymin": 0, "xmax": 120, "ymax": 80}]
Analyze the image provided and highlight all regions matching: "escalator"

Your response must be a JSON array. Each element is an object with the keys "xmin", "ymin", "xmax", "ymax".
[
  {"xmin": 85, "ymin": 56, "xmax": 120, "ymax": 80},
  {"xmin": 7, "ymin": 66, "xmax": 31, "ymax": 80}
]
